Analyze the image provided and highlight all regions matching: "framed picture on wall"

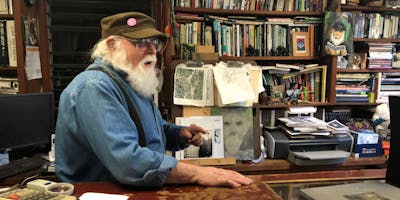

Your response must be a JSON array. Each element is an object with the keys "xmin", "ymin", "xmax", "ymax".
[{"xmin": 292, "ymin": 32, "xmax": 310, "ymax": 56}]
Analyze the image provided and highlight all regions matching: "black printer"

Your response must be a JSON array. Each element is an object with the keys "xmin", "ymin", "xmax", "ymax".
[{"xmin": 263, "ymin": 128, "xmax": 354, "ymax": 159}]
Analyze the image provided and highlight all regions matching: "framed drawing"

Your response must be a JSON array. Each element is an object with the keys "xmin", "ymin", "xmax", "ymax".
[
  {"xmin": 292, "ymin": 32, "xmax": 310, "ymax": 56},
  {"xmin": 175, "ymin": 116, "xmax": 224, "ymax": 160}
]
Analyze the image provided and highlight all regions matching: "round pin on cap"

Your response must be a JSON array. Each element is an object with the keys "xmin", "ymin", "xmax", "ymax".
[{"xmin": 127, "ymin": 18, "xmax": 136, "ymax": 26}]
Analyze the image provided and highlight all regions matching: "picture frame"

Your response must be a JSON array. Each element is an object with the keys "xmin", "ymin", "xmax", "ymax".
[
  {"xmin": 292, "ymin": 32, "xmax": 310, "ymax": 56},
  {"xmin": 175, "ymin": 116, "xmax": 224, "ymax": 160}
]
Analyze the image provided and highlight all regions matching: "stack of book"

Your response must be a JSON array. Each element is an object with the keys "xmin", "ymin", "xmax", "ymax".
[
  {"xmin": 336, "ymin": 73, "xmax": 372, "ymax": 102},
  {"xmin": 368, "ymin": 43, "xmax": 394, "ymax": 69},
  {"xmin": 0, "ymin": 77, "xmax": 18, "ymax": 94},
  {"xmin": 278, "ymin": 116, "xmax": 330, "ymax": 138},
  {"xmin": 376, "ymin": 72, "xmax": 400, "ymax": 103}
]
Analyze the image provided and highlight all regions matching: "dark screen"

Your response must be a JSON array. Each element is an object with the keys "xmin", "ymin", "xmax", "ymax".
[
  {"xmin": 387, "ymin": 96, "xmax": 400, "ymax": 187},
  {"xmin": 0, "ymin": 92, "xmax": 54, "ymax": 151}
]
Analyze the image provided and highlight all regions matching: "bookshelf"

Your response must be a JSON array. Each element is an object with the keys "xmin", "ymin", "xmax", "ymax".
[
  {"xmin": 0, "ymin": 0, "xmax": 51, "ymax": 94},
  {"xmin": 163, "ymin": 0, "xmax": 400, "ymax": 160},
  {"xmin": 162, "ymin": 0, "xmax": 335, "ymax": 160},
  {"xmin": 163, "ymin": 0, "xmax": 331, "ymax": 122},
  {"xmin": 327, "ymin": 1, "xmax": 400, "ymax": 105}
]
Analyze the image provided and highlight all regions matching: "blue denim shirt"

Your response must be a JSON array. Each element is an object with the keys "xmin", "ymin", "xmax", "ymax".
[{"xmin": 55, "ymin": 58, "xmax": 184, "ymax": 187}]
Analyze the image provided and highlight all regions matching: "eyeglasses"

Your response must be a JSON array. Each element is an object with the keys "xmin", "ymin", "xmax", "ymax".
[{"xmin": 126, "ymin": 38, "xmax": 166, "ymax": 53}]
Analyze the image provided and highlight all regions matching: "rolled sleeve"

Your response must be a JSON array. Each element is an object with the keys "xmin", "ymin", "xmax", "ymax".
[{"xmin": 143, "ymin": 155, "xmax": 178, "ymax": 186}]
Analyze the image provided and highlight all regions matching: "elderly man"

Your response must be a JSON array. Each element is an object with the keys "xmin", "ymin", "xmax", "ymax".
[{"xmin": 55, "ymin": 12, "xmax": 252, "ymax": 188}]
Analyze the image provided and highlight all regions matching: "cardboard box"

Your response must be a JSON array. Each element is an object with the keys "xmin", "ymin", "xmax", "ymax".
[
  {"xmin": 353, "ymin": 143, "xmax": 382, "ymax": 158},
  {"xmin": 352, "ymin": 131, "xmax": 379, "ymax": 144}
]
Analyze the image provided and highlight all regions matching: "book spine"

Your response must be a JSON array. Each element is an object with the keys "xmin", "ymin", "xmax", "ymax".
[
  {"xmin": 6, "ymin": 20, "xmax": 16, "ymax": 67},
  {"xmin": 0, "ymin": 19, "xmax": 8, "ymax": 66}
]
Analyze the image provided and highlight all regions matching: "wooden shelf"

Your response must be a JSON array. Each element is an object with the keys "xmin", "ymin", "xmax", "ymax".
[
  {"xmin": 254, "ymin": 102, "xmax": 331, "ymax": 109},
  {"xmin": 334, "ymin": 102, "xmax": 379, "ymax": 106},
  {"xmin": 172, "ymin": 55, "xmax": 321, "ymax": 61},
  {"xmin": 337, "ymin": 68, "xmax": 400, "ymax": 73},
  {"xmin": 174, "ymin": 7, "xmax": 324, "ymax": 17},
  {"xmin": 220, "ymin": 56, "xmax": 321, "ymax": 61},
  {"xmin": 353, "ymin": 38, "xmax": 400, "ymax": 43},
  {"xmin": 254, "ymin": 102, "xmax": 381, "ymax": 108},
  {"xmin": 341, "ymin": 5, "xmax": 400, "ymax": 12},
  {"xmin": 0, "ymin": 67, "xmax": 17, "ymax": 71},
  {"xmin": 0, "ymin": 14, "xmax": 13, "ymax": 19}
]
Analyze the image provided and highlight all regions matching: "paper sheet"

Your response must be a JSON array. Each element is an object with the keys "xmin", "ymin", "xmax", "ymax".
[
  {"xmin": 173, "ymin": 64, "xmax": 214, "ymax": 107},
  {"xmin": 25, "ymin": 46, "xmax": 42, "ymax": 80},
  {"xmin": 79, "ymin": 192, "xmax": 129, "ymax": 200},
  {"xmin": 213, "ymin": 62, "xmax": 254, "ymax": 105}
]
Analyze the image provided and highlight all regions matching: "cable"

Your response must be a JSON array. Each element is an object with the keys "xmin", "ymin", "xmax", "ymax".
[{"xmin": 19, "ymin": 172, "xmax": 40, "ymax": 187}]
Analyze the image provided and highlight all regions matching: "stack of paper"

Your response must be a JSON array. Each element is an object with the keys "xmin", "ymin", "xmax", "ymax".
[
  {"xmin": 327, "ymin": 119, "xmax": 349, "ymax": 134},
  {"xmin": 278, "ymin": 116, "xmax": 330, "ymax": 137},
  {"xmin": 173, "ymin": 63, "xmax": 214, "ymax": 107}
]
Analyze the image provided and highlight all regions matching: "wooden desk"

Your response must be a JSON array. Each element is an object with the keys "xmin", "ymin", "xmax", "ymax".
[
  {"xmin": 0, "ymin": 157, "xmax": 387, "ymax": 186},
  {"xmin": 71, "ymin": 169, "xmax": 386, "ymax": 200}
]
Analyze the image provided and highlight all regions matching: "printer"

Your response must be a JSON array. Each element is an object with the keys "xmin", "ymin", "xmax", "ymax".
[{"xmin": 263, "ymin": 128, "xmax": 354, "ymax": 159}]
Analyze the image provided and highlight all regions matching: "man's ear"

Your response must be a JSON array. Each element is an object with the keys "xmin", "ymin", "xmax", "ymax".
[{"xmin": 106, "ymin": 37, "xmax": 116, "ymax": 50}]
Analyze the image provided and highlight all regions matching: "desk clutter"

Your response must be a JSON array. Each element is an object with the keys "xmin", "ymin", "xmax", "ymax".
[
  {"xmin": 173, "ymin": 60, "xmax": 328, "ymax": 107},
  {"xmin": 262, "ymin": 106, "xmax": 386, "ymax": 166},
  {"xmin": 0, "ymin": 186, "xmax": 75, "ymax": 200}
]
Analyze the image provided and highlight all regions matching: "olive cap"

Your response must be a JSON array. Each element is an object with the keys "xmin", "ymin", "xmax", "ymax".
[{"xmin": 101, "ymin": 12, "xmax": 168, "ymax": 41}]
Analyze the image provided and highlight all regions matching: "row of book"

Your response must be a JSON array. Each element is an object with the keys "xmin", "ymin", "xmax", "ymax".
[
  {"xmin": 335, "ymin": 73, "xmax": 372, "ymax": 103},
  {"xmin": 176, "ymin": 16, "xmax": 322, "ymax": 57},
  {"xmin": 353, "ymin": 13, "xmax": 400, "ymax": 39},
  {"xmin": 175, "ymin": 0, "xmax": 328, "ymax": 12},
  {"xmin": 376, "ymin": 72, "xmax": 400, "ymax": 103},
  {"xmin": 262, "ymin": 64, "xmax": 327, "ymax": 104},
  {"xmin": 0, "ymin": 0, "xmax": 12, "ymax": 15},
  {"xmin": 368, "ymin": 43, "xmax": 395, "ymax": 69},
  {"xmin": 0, "ymin": 19, "xmax": 17, "ymax": 67}
]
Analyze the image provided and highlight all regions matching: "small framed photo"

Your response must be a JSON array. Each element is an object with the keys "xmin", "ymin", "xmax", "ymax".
[{"xmin": 292, "ymin": 32, "xmax": 310, "ymax": 56}]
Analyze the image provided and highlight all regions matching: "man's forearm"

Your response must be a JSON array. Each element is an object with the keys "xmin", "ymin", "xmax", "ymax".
[{"xmin": 165, "ymin": 161, "xmax": 199, "ymax": 185}]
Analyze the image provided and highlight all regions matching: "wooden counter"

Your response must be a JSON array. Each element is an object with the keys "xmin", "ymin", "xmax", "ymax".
[
  {"xmin": 71, "ymin": 169, "xmax": 386, "ymax": 200},
  {"xmin": 1, "ymin": 157, "xmax": 387, "ymax": 186}
]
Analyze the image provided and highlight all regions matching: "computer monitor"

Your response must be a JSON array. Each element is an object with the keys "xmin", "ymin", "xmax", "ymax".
[
  {"xmin": 387, "ymin": 96, "xmax": 400, "ymax": 187},
  {"xmin": 0, "ymin": 92, "xmax": 54, "ymax": 155}
]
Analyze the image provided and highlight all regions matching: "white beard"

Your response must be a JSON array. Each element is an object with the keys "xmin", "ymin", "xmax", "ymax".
[
  {"xmin": 126, "ymin": 55, "xmax": 159, "ymax": 98},
  {"xmin": 109, "ymin": 48, "xmax": 159, "ymax": 98},
  {"xmin": 330, "ymin": 33, "xmax": 345, "ymax": 46}
]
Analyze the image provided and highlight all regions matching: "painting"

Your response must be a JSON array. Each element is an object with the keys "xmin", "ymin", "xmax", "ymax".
[
  {"xmin": 211, "ymin": 107, "xmax": 254, "ymax": 160},
  {"xmin": 323, "ymin": 12, "xmax": 353, "ymax": 56}
]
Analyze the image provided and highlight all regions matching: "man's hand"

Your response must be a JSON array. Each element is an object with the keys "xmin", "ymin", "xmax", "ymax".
[
  {"xmin": 179, "ymin": 124, "xmax": 206, "ymax": 146},
  {"xmin": 166, "ymin": 162, "xmax": 253, "ymax": 188},
  {"xmin": 192, "ymin": 166, "xmax": 253, "ymax": 188}
]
